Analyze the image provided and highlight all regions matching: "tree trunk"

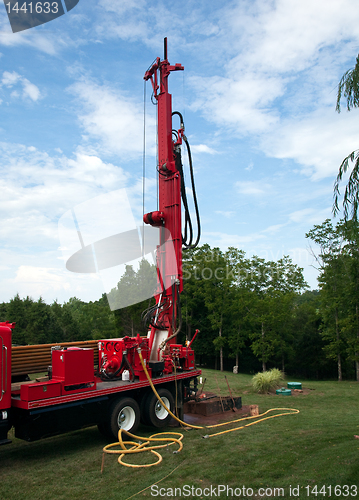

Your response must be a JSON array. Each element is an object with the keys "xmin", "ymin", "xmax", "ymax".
[
  {"xmin": 335, "ymin": 307, "xmax": 342, "ymax": 381},
  {"xmin": 236, "ymin": 351, "xmax": 239, "ymax": 368},
  {"xmin": 219, "ymin": 326, "xmax": 223, "ymax": 372},
  {"xmin": 262, "ymin": 322, "xmax": 266, "ymax": 372},
  {"xmin": 356, "ymin": 302, "xmax": 359, "ymax": 381},
  {"xmin": 338, "ymin": 353, "xmax": 342, "ymax": 382}
]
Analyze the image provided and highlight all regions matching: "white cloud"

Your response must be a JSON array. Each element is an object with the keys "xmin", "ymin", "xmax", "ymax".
[
  {"xmin": 245, "ymin": 161, "xmax": 254, "ymax": 172},
  {"xmin": 11, "ymin": 264, "xmax": 104, "ymax": 303},
  {"xmin": 0, "ymin": 142, "xmax": 142, "ymax": 302},
  {"xmin": 190, "ymin": 144, "xmax": 217, "ymax": 155},
  {"xmin": 98, "ymin": 0, "xmax": 146, "ymax": 15},
  {"xmin": 289, "ymin": 207, "xmax": 332, "ymax": 225},
  {"xmin": 262, "ymin": 223, "xmax": 288, "ymax": 234},
  {"xmin": 0, "ymin": 21, "xmax": 60, "ymax": 55},
  {"xmin": 227, "ymin": 0, "xmax": 359, "ymax": 74},
  {"xmin": 0, "ymin": 143, "xmax": 130, "ymax": 249},
  {"xmin": 68, "ymin": 78, "xmax": 155, "ymax": 158},
  {"xmin": 261, "ymin": 110, "xmax": 359, "ymax": 180},
  {"xmin": 22, "ymin": 79, "xmax": 41, "ymax": 101},
  {"xmin": 191, "ymin": 73, "xmax": 282, "ymax": 134},
  {"xmin": 15, "ymin": 265, "xmax": 69, "ymax": 289},
  {"xmin": 236, "ymin": 181, "xmax": 270, "ymax": 196},
  {"xmin": 2, "ymin": 71, "xmax": 21, "ymax": 86},
  {"xmin": 1, "ymin": 71, "xmax": 41, "ymax": 102},
  {"xmin": 188, "ymin": 0, "xmax": 359, "ymax": 181},
  {"xmin": 0, "ymin": 13, "xmax": 85, "ymax": 56}
]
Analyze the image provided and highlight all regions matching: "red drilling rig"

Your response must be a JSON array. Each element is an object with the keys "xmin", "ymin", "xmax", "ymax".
[{"xmin": 0, "ymin": 39, "xmax": 200, "ymax": 445}]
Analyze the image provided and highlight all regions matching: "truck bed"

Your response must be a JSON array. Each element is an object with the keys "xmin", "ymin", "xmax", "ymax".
[{"xmin": 11, "ymin": 369, "xmax": 201, "ymax": 410}]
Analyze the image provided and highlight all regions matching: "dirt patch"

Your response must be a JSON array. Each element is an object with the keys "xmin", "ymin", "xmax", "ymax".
[
  {"xmin": 291, "ymin": 388, "xmax": 313, "ymax": 396},
  {"xmin": 179, "ymin": 404, "xmax": 253, "ymax": 426}
]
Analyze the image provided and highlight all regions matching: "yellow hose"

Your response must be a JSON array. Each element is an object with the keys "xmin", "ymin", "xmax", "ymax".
[
  {"xmin": 102, "ymin": 350, "xmax": 300, "ymax": 468},
  {"xmin": 103, "ymin": 430, "xmax": 184, "ymax": 468}
]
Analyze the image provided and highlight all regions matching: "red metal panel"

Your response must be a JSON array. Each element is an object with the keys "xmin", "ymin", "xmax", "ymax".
[
  {"xmin": 52, "ymin": 348, "xmax": 94, "ymax": 387},
  {"xmin": 99, "ymin": 336, "xmax": 151, "ymax": 380},
  {"xmin": 0, "ymin": 322, "xmax": 14, "ymax": 411},
  {"xmin": 20, "ymin": 381, "xmax": 61, "ymax": 402}
]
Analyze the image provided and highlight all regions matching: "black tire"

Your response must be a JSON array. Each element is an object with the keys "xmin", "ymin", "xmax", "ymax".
[
  {"xmin": 107, "ymin": 397, "xmax": 140, "ymax": 441},
  {"xmin": 144, "ymin": 388, "xmax": 175, "ymax": 428}
]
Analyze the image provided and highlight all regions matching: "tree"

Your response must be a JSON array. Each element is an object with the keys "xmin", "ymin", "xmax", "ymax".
[
  {"xmin": 51, "ymin": 300, "xmax": 80, "ymax": 342},
  {"xmin": 181, "ymin": 246, "xmax": 213, "ymax": 364},
  {"xmin": 26, "ymin": 297, "xmax": 62, "ymax": 344},
  {"xmin": 290, "ymin": 291, "xmax": 328, "ymax": 379},
  {"xmin": 335, "ymin": 219, "xmax": 359, "ymax": 379},
  {"xmin": 242, "ymin": 256, "xmax": 307, "ymax": 372},
  {"xmin": 108, "ymin": 260, "xmax": 157, "ymax": 338},
  {"xmin": 182, "ymin": 245, "xmax": 247, "ymax": 371},
  {"xmin": 306, "ymin": 219, "xmax": 359, "ymax": 380},
  {"xmin": 186, "ymin": 245, "xmax": 230, "ymax": 371},
  {"xmin": 334, "ymin": 54, "xmax": 359, "ymax": 220},
  {"xmin": 6, "ymin": 294, "xmax": 34, "ymax": 345}
]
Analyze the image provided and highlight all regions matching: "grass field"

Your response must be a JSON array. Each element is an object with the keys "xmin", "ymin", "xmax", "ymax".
[{"xmin": 1, "ymin": 370, "xmax": 359, "ymax": 500}]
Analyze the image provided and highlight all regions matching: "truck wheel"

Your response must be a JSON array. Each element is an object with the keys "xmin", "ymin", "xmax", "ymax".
[
  {"xmin": 144, "ymin": 389, "xmax": 175, "ymax": 428},
  {"xmin": 108, "ymin": 397, "xmax": 140, "ymax": 440}
]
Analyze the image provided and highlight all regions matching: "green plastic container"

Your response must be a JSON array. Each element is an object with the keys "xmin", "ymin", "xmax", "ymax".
[
  {"xmin": 287, "ymin": 382, "xmax": 302, "ymax": 389},
  {"xmin": 276, "ymin": 387, "xmax": 292, "ymax": 396}
]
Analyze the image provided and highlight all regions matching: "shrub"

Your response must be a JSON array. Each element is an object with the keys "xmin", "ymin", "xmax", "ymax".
[{"xmin": 252, "ymin": 368, "xmax": 283, "ymax": 394}]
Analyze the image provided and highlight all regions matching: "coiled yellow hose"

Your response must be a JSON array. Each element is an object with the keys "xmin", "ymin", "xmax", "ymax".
[{"xmin": 102, "ymin": 350, "xmax": 299, "ymax": 469}]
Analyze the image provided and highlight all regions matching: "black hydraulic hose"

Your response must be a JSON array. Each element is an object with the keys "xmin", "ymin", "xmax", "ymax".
[
  {"xmin": 175, "ymin": 147, "xmax": 193, "ymax": 246},
  {"xmin": 142, "ymin": 295, "xmax": 171, "ymax": 330},
  {"xmin": 171, "ymin": 111, "xmax": 201, "ymax": 249},
  {"xmin": 183, "ymin": 134, "xmax": 201, "ymax": 249},
  {"xmin": 172, "ymin": 111, "xmax": 184, "ymax": 128},
  {"xmin": 123, "ymin": 352, "xmax": 135, "ymax": 382},
  {"xmin": 160, "ymin": 283, "xmax": 183, "ymax": 350}
]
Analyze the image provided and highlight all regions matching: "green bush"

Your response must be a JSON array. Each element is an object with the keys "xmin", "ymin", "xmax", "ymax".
[{"xmin": 251, "ymin": 368, "xmax": 283, "ymax": 394}]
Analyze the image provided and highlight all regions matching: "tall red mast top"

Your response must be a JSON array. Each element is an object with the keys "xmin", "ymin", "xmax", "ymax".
[
  {"xmin": 143, "ymin": 38, "xmax": 184, "ymax": 294},
  {"xmin": 143, "ymin": 38, "xmax": 185, "ymax": 352}
]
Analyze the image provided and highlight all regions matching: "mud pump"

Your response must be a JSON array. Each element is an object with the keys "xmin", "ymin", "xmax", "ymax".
[{"xmin": 0, "ymin": 39, "xmax": 201, "ymax": 445}]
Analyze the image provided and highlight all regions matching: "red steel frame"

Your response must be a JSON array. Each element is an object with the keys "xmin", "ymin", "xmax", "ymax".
[{"xmin": 144, "ymin": 39, "xmax": 185, "ymax": 353}]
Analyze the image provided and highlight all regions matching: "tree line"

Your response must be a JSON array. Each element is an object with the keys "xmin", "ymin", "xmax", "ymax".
[{"xmin": 1, "ymin": 218, "xmax": 359, "ymax": 380}]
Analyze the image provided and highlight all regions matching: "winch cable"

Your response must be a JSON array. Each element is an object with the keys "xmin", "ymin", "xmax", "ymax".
[{"xmin": 102, "ymin": 350, "xmax": 299, "ymax": 469}]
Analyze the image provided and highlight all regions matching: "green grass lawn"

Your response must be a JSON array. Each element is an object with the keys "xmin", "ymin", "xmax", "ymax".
[{"xmin": 1, "ymin": 370, "xmax": 359, "ymax": 499}]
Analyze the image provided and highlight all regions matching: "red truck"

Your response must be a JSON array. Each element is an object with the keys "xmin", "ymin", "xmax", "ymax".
[
  {"xmin": 0, "ymin": 39, "xmax": 201, "ymax": 446},
  {"xmin": 0, "ymin": 322, "xmax": 200, "ymax": 445}
]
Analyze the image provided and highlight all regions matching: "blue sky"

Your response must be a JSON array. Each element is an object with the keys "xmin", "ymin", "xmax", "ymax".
[{"xmin": 1, "ymin": 0, "xmax": 359, "ymax": 304}]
